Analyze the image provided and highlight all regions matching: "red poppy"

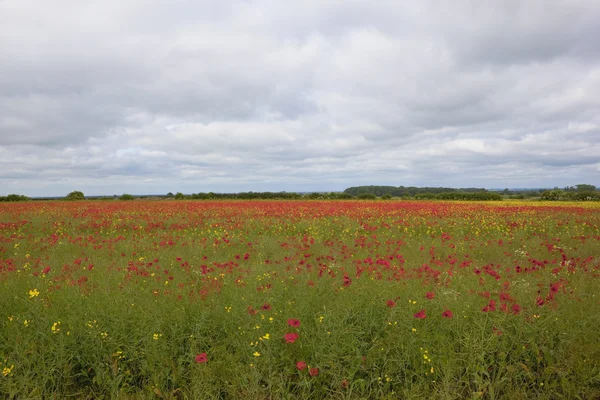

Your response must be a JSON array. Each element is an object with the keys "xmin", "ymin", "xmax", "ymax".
[
  {"xmin": 296, "ymin": 361, "xmax": 307, "ymax": 370},
  {"xmin": 42, "ymin": 266, "xmax": 51, "ymax": 274},
  {"xmin": 195, "ymin": 353, "xmax": 207, "ymax": 363},
  {"xmin": 499, "ymin": 292, "xmax": 513, "ymax": 302},
  {"xmin": 284, "ymin": 332, "xmax": 299, "ymax": 343},
  {"xmin": 425, "ymin": 292, "xmax": 435, "ymax": 300},
  {"xmin": 287, "ymin": 319, "xmax": 301, "ymax": 328},
  {"xmin": 343, "ymin": 275, "xmax": 352, "ymax": 287},
  {"xmin": 413, "ymin": 310, "xmax": 426, "ymax": 319},
  {"xmin": 341, "ymin": 379, "xmax": 349, "ymax": 388},
  {"xmin": 309, "ymin": 367, "xmax": 319, "ymax": 377},
  {"xmin": 512, "ymin": 303, "xmax": 522, "ymax": 314},
  {"xmin": 482, "ymin": 299, "xmax": 496, "ymax": 312},
  {"xmin": 261, "ymin": 303, "xmax": 272, "ymax": 311},
  {"xmin": 247, "ymin": 306, "xmax": 257, "ymax": 316},
  {"xmin": 442, "ymin": 309, "xmax": 453, "ymax": 318},
  {"xmin": 536, "ymin": 297, "xmax": 545, "ymax": 306},
  {"xmin": 386, "ymin": 299, "xmax": 396, "ymax": 308}
]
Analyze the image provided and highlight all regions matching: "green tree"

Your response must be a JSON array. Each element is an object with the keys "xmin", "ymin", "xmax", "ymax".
[
  {"xmin": 576, "ymin": 184, "xmax": 596, "ymax": 192},
  {"xmin": 65, "ymin": 191, "xmax": 85, "ymax": 200},
  {"xmin": 174, "ymin": 192, "xmax": 185, "ymax": 200},
  {"xmin": 119, "ymin": 194, "xmax": 135, "ymax": 201},
  {"xmin": 357, "ymin": 193, "xmax": 377, "ymax": 200}
]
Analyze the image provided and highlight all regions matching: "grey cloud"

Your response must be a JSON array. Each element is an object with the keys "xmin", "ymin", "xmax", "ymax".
[{"xmin": 1, "ymin": 0, "xmax": 599, "ymax": 196}]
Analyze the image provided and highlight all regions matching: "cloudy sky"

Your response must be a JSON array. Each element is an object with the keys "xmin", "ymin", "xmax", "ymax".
[{"xmin": 1, "ymin": 0, "xmax": 599, "ymax": 196}]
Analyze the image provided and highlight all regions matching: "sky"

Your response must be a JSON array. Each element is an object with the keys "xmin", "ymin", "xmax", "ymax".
[{"xmin": 1, "ymin": 0, "xmax": 599, "ymax": 196}]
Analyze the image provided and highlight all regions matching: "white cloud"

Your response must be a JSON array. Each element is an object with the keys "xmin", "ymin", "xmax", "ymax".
[{"xmin": 1, "ymin": 0, "xmax": 599, "ymax": 196}]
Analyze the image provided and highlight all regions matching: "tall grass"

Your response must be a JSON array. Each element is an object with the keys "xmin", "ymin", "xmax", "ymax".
[{"xmin": 1, "ymin": 200, "xmax": 599, "ymax": 399}]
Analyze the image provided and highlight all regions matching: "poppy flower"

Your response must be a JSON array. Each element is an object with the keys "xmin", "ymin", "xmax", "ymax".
[
  {"xmin": 536, "ymin": 297, "xmax": 545, "ymax": 306},
  {"xmin": 287, "ymin": 319, "xmax": 301, "ymax": 328},
  {"xmin": 341, "ymin": 379, "xmax": 349, "ymax": 388},
  {"xmin": 442, "ymin": 309, "xmax": 453, "ymax": 318},
  {"xmin": 296, "ymin": 361, "xmax": 307, "ymax": 370},
  {"xmin": 413, "ymin": 310, "xmax": 426, "ymax": 319},
  {"xmin": 425, "ymin": 292, "xmax": 435, "ymax": 300},
  {"xmin": 386, "ymin": 299, "xmax": 396, "ymax": 308},
  {"xmin": 309, "ymin": 367, "xmax": 319, "ymax": 377},
  {"xmin": 284, "ymin": 332, "xmax": 299, "ymax": 343},
  {"xmin": 195, "ymin": 353, "xmax": 207, "ymax": 363},
  {"xmin": 482, "ymin": 299, "xmax": 496, "ymax": 312},
  {"xmin": 512, "ymin": 303, "xmax": 522, "ymax": 314},
  {"xmin": 262, "ymin": 303, "xmax": 272, "ymax": 311}
]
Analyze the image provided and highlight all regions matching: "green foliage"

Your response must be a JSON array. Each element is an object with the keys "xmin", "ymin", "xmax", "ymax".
[
  {"xmin": 0, "ymin": 194, "xmax": 30, "ymax": 202},
  {"xmin": 542, "ymin": 190, "xmax": 600, "ymax": 201},
  {"xmin": 344, "ymin": 185, "xmax": 488, "ymax": 197},
  {"xmin": 174, "ymin": 192, "xmax": 185, "ymax": 200},
  {"xmin": 357, "ymin": 193, "xmax": 377, "ymax": 200},
  {"xmin": 65, "ymin": 191, "xmax": 85, "ymax": 201},
  {"xmin": 119, "ymin": 194, "xmax": 135, "ymax": 201}
]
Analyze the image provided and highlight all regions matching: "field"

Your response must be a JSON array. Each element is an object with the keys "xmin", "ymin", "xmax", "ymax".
[{"xmin": 1, "ymin": 200, "xmax": 599, "ymax": 399}]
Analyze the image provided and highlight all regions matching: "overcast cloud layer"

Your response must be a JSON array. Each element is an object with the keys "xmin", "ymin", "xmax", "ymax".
[{"xmin": 1, "ymin": 0, "xmax": 599, "ymax": 196}]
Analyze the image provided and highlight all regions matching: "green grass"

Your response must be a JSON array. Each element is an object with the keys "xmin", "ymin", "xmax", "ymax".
[{"xmin": 1, "ymin": 200, "xmax": 599, "ymax": 399}]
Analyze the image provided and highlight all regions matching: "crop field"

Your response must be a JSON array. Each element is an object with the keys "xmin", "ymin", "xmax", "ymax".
[{"xmin": 1, "ymin": 200, "xmax": 599, "ymax": 399}]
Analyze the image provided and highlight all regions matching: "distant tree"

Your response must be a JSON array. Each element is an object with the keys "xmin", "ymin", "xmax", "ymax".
[
  {"xmin": 174, "ymin": 192, "xmax": 185, "ymax": 200},
  {"xmin": 65, "ymin": 191, "xmax": 85, "ymax": 200},
  {"xmin": 167, "ymin": 192, "xmax": 174, "ymax": 198},
  {"xmin": 357, "ymin": 193, "xmax": 377, "ymax": 200},
  {"xmin": 0, "ymin": 194, "xmax": 30, "ymax": 202},
  {"xmin": 381, "ymin": 193, "xmax": 393, "ymax": 200},
  {"xmin": 119, "ymin": 194, "xmax": 135, "ymax": 201},
  {"xmin": 576, "ymin": 184, "xmax": 596, "ymax": 192},
  {"xmin": 541, "ymin": 190, "xmax": 563, "ymax": 201}
]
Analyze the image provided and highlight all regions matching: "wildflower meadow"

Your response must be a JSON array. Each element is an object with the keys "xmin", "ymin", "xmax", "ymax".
[{"xmin": 1, "ymin": 200, "xmax": 599, "ymax": 399}]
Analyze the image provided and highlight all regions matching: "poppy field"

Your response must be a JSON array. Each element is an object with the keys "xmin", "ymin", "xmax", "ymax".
[{"xmin": 1, "ymin": 200, "xmax": 599, "ymax": 399}]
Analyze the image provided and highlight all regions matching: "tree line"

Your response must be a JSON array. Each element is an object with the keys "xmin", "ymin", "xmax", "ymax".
[{"xmin": 2, "ymin": 184, "xmax": 597, "ymax": 202}]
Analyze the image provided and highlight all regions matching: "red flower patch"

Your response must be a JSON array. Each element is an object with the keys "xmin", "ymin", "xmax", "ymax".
[
  {"xmin": 482, "ymin": 299, "xmax": 496, "ymax": 312},
  {"xmin": 195, "ymin": 353, "xmax": 207, "ymax": 363},
  {"xmin": 287, "ymin": 319, "xmax": 301, "ymax": 328},
  {"xmin": 284, "ymin": 332, "xmax": 299, "ymax": 343},
  {"xmin": 296, "ymin": 361, "xmax": 307, "ymax": 370}
]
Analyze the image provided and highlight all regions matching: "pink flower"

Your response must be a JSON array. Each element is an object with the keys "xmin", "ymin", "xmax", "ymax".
[
  {"xmin": 296, "ymin": 361, "xmax": 307, "ymax": 370},
  {"xmin": 287, "ymin": 319, "xmax": 301, "ymax": 328},
  {"xmin": 442, "ymin": 309, "xmax": 453, "ymax": 318},
  {"xmin": 386, "ymin": 299, "xmax": 396, "ymax": 308},
  {"xmin": 482, "ymin": 299, "xmax": 496, "ymax": 312},
  {"xmin": 284, "ymin": 332, "xmax": 299, "ymax": 343},
  {"xmin": 309, "ymin": 367, "xmax": 319, "ymax": 377},
  {"xmin": 413, "ymin": 310, "xmax": 426, "ymax": 319},
  {"xmin": 195, "ymin": 353, "xmax": 207, "ymax": 363}
]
